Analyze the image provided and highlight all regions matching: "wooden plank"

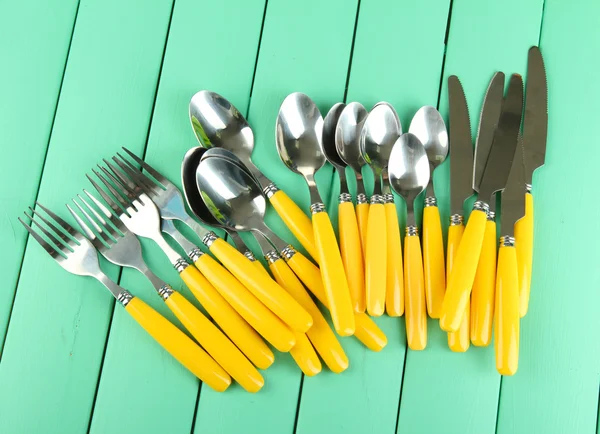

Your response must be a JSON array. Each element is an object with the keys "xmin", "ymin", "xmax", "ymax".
[
  {"xmin": 397, "ymin": 0, "xmax": 543, "ymax": 432},
  {"xmin": 0, "ymin": 0, "xmax": 79, "ymax": 349},
  {"xmin": 497, "ymin": 0, "xmax": 600, "ymax": 432},
  {"xmin": 88, "ymin": 0, "xmax": 266, "ymax": 432},
  {"xmin": 0, "ymin": 0, "xmax": 174, "ymax": 432}
]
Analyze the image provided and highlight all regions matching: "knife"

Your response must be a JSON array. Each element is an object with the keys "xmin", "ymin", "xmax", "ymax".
[
  {"xmin": 516, "ymin": 46, "xmax": 548, "ymax": 317},
  {"xmin": 441, "ymin": 73, "xmax": 523, "ymax": 333}
]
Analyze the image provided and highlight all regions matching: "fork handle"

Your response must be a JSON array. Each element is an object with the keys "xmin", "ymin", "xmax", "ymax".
[{"xmin": 124, "ymin": 296, "xmax": 231, "ymax": 391}]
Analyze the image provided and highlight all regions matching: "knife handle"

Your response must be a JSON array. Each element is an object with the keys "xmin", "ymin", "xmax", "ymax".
[
  {"xmin": 440, "ymin": 207, "xmax": 487, "ymax": 332},
  {"xmin": 285, "ymin": 250, "xmax": 387, "ymax": 351},
  {"xmin": 312, "ymin": 210, "xmax": 355, "ymax": 336},
  {"xmin": 385, "ymin": 201, "xmax": 404, "ymax": 317},
  {"xmin": 289, "ymin": 332, "xmax": 322, "ymax": 376},
  {"xmin": 268, "ymin": 189, "xmax": 318, "ymax": 261},
  {"xmin": 338, "ymin": 201, "xmax": 366, "ymax": 313},
  {"xmin": 404, "ymin": 230, "xmax": 427, "ymax": 350},
  {"xmin": 494, "ymin": 240, "xmax": 520, "ymax": 376},
  {"xmin": 446, "ymin": 222, "xmax": 469, "ymax": 352},
  {"xmin": 423, "ymin": 201, "xmax": 446, "ymax": 318},
  {"xmin": 471, "ymin": 219, "xmax": 497, "ymax": 346},
  {"xmin": 448, "ymin": 303, "xmax": 470, "ymax": 352},
  {"xmin": 355, "ymin": 202, "xmax": 369, "ymax": 254},
  {"xmin": 269, "ymin": 257, "xmax": 349, "ymax": 373},
  {"xmin": 516, "ymin": 192, "xmax": 534, "ymax": 317},
  {"xmin": 178, "ymin": 263, "xmax": 274, "ymax": 369},
  {"xmin": 365, "ymin": 201, "xmax": 387, "ymax": 316}
]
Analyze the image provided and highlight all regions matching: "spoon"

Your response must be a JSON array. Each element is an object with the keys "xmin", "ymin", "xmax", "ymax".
[
  {"xmin": 197, "ymin": 150, "xmax": 387, "ymax": 351},
  {"xmin": 189, "ymin": 91, "xmax": 318, "ymax": 261},
  {"xmin": 359, "ymin": 103, "xmax": 400, "ymax": 316},
  {"xmin": 409, "ymin": 106, "xmax": 448, "ymax": 321},
  {"xmin": 335, "ymin": 102, "xmax": 370, "ymax": 250},
  {"xmin": 323, "ymin": 104, "xmax": 365, "ymax": 313},
  {"xmin": 276, "ymin": 92, "xmax": 354, "ymax": 336},
  {"xmin": 388, "ymin": 133, "xmax": 430, "ymax": 350}
]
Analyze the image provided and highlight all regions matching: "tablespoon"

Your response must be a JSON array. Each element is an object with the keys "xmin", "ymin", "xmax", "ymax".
[
  {"xmin": 335, "ymin": 103, "xmax": 370, "ymax": 249},
  {"xmin": 388, "ymin": 133, "xmax": 430, "ymax": 350},
  {"xmin": 190, "ymin": 91, "xmax": 318, "ymax": 261},
  {"xmin": 196, "ymin": 149, "xmax": 386, "ymax": 351},
  {"xmin": 360, "ymin": 103, "xmax": 401, "ymax": 316},
  {"xmin": 409, "ymin": 106, "xmax": 448, "ymax": 319},
  {"xmin": 322, "ymin": 103, "xmax": 365, "ymax": 313},
  {"xmin": 276, "ymin": 92, "xmax": 354, "ymax": 336}
]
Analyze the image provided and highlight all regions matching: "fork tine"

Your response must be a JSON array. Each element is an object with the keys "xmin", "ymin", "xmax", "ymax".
[
  {"xmin": 83, "ymin": 189, "xmax": 129, "ymax": 235},
  {"xmin": 25, "ymin": 211, "xmax": 73, "ymax": 253},
  {"xmin": 67, "ymin": 202, "xmax": 99, "ymax": 241},
  {"xmin": 29, "ymin": 206, "xmax": 77, "ymax": 247},
  {"xmin": 78, "ymin": 194, "xmax": 122, "ymax": 241},
  {"xmin": 122, "ymin": 147, "xmax": 167, "ymax": 183},
  {"xmin": 112, "ymin": 155, "xmax": 157, "ymax": 194},
  {"xmin": 91, "ymin": 169, "xmax": 130, "ymax": 211},
  {"xmin": 98, "ymin": 164, "xmax": 136, "ymax": 200},
  {"xmin": 35, "ymin": 202, "xmax": 79, "ymax": 240},
  {"xmin": 18, "ymin": 217, "xmax": 60, "ymax": 258},
  {"xmin": 86, "ymin": 173, "xmax": 124, "ymax": 214},
  {"xmin": 104, "ymin": 158, "xmax": 138, "ymax": 192}
]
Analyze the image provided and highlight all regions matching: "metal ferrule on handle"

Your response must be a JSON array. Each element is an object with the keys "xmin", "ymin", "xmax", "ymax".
[
  {"xmin": 356, "ymin": 193, "xmax": 368, "ymax": 204},
  {"xmin": 158, "ymin": 285, "xmax": 175, "ymax": 300},
  {"xmin": 117, "ymin": 290, "xmax": 134, "ymax": 307},
  {"xmin": 263, "ymin": 183, "xmax": 279, "ymax": 198},
  {"xmin": 449, "ymin": 214, "xmax": 464, "ymax": 226},
  {"xmin": 202, "ymin": 231, "xmax": 219, "ymax": 248},
  {"xmin": 424, "ymin": 196, "xmax": 437, "ymax": 207},
  {"xmin": 384, "ymin": 193, "xmax": 394, "ymax": 204},
  {"xmin": 174, "ymin": 258, "xmax": 190, "ymax": 273},
  {"xmin": 370, "ymin": 194, "xmax": 385, "ymax": 205},
  {"xmin": 339, "ymin": 192, "xmax": 353, "ymax": 203},
  {"xmin": 310, "ymin": 202, "xmax": 326, "ymax": 214},
  {"xmin": 406, "ymin": 225, "xmax": 419, "ymax": 236}
]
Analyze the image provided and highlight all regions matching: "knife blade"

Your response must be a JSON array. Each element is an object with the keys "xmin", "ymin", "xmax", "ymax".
[
  {"xmin": 448, "ymin": 75, "xmax": 473, "ymax": 216},
  {"xmin": 522, "ymin": 46, "xmax": 548, "ymax": 185},
  {"xmin": 473, "ymin": 72, "xmax": 505, "ymax": 192},
  {"xmin": 478, "ymin": 74, "xmax": 524, "ymax": 201},
  {"xmin": 501, "ymin": 134, "xmax": 526, "ymax": 235}
]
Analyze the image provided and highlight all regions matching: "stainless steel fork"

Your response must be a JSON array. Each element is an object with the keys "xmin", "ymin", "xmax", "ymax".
[
  {"xmin": 68, "ymin": 192, "xmax": 264, "ymax": 392},
  {"xmin": 19, "ymin": 203, "xmax": 230, "ymax": 391}
]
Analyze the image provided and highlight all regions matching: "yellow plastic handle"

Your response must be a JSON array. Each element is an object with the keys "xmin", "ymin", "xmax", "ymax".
[
  {"xmin": 312, "ymin": 211, "xmax": 355, "ymax": 336},
  {"xmin": 269, "ymin": 189, "xmax": 317, "ymax": 261},
  {"xmin": 165, "ymin": 291, "xmax": 264, "ymax": 393},
  {"xmin": 191, "ymin": 255, "xmax": 296, "ymax": 353},
  {"xmin": 178, "ymin": 264, "xmax": 274, "ymax": 369},
  {"xmin": 365, "ymin": 203, "xmax": 387, "ymax": 317},
  {"xmin": 385, "ymin": 202, "xmax": 404, "ymax": 317},
  {"xmin": 338, "ymin": 201, "xmax": 365, "ymax": 313},
  {"xmin": 269, "ymin": 258, "xmax": 348, "ymax": 373},
  {"xmin": 289, "ymin": 332, "xmax": 322, "ymax": 376},
  {"xmin": 446, "ymin": 223, "xmax": 469, "ymax": 352},
  {"xmin": 355, "ymin": 202, "xmax": 369, "ymax": 253},
  {"xmin": 440, "ymin": 208, "xmax": 487, "ymax": 332},
  {"xmin": 423, "ymin": 205, "xmax": 446, "ymax": 318},
  {"xmin": 516, "ymin": 192, "xmax": 534, "ymax": 317},
  {"xmin": 494, "ymin": 244, "xmax": 520, "ymax": 376},
  {"xmin": 124, "ymin": 297, "xmax": 231, "ymax": 391},
  {"xmin": 471, "ymin": 220, "xmax": 497, "ymax": 347},
  {"xmin": 285, "ymin": 251, "xmax": 387, "ymax": 351},
  {"xmin": 404, "ymin": 234, "xmax": 427, "ymax": 350},
  {"xmin": 208, "ymin": 238, "xmax": 313, "ymax": 333}
]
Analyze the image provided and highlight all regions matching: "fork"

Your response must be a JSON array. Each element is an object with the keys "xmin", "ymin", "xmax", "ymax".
[
  {"xmin": 19, "ymin": 203, "xmax": 231, "ymax": 391},
  {"xmin": 109, "ymin": 149, "xmax": 313, "ymax": 333},
  {"xmin": 68, "ymin": 192, "xmax": 264, "ymax": 392},
  {"xmin": 88, "ymin": 168, "xmax": 297, "ymax": 353}
]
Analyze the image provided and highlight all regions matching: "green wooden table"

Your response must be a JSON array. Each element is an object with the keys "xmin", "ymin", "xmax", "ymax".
[{"xmin": 1, "ymin": 0, "xmax": 598, "ymax": 432}]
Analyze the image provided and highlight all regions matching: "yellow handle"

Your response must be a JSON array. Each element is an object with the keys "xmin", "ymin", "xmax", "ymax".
[
  {"xmin": 289, "ymin": 332, "xmax": 322, "ymax": 376},
  {"xmin": 516, "ymin": 192, "xmax": 534, "ymax": 317},
  {"xmin": 440, "ymin": 209, "xmax": 487, "ymax": 332},
  {"xmin": 404, "ymin": 234, "xmax": 427, "ymax": 350},
  {"xmin": 365, "ymin": 203, "xmax": 387, "ymax": 317},
  {"xmin": 286, "ymin": 251, "xmax": 387, "ymax": 351},
  {"xmin": 269, "ymin": 189, "xmax": 317, "ymax": 261},
  {"xmin": 312, "ymin": 211, "xmax": 355, "ymax": 336},
  {"xmin": 356, "ymin": 202, "xmax": 369, "ymax": 253},
  {"xmin": 446, "ymin": 223, "xmax": 469, "ymax": 351},
  {"xmin": 338, "ymin": 201, "xmax": 365, "ymax": 313},
  {"xmin": 385, "ymin": 202, "xmax": 404, "ymax": 317},
  {"xmin": 192, "ymin": 255, "xmax": 296, "ymax": 352},
  {"xmin": 494, "ymin": 244, "xmax": 520, "ymax": 376},
  {"xmin": 269, "ymin": 258, "xmax": 349, "ymax": 373},
  {"xmin": 165, "ymin": 292, "xmax": 263, "ymax": 393},
  {"xmin": 251, "ymin": 258, "xmax": 271, "ymax": 276},
  {"xmin": 423, "ymin": 205, "xmax": 446, "ymax": 318},
  {"xmin": 178, "ymin": 264, "xmax": 274, "ymax": 369},
  {"xmin": 471, "ymin": 220, "xmax": 497, "ymax": 347},
  {"xmin": 125, "ymin": 297, "xmax": 231, "ymax": 391},
  {"xmin": 209, "ymin": 238, "xmax": 313, "ymax": 333}
]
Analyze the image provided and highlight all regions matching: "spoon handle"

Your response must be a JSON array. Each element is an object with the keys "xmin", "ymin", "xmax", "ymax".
[
  {"xmin": 355, "ymin": 202, "xmax": 369, "ymax": 253},
  {"xmin": 516, "ymin": 192, "xmax": 534, "ymax": 317},
  {"xmin": 470, "ymin": 219, "xmax": 497, "ymax": 347},
  {"xmin": 338, "ymin": 201, "xmax": 365, "ymax": 313},
  {"xmin": 446, "ymin": 222, "xmax": 470, "ymax": 352},
  {"xmin": 268, "ymin": 189, "xmax": 318, "ymax": 261},
  {"xmin": 365, "ymin": 201, "xmax": 387, "ymax": 316},
  {"xmin": 284, "ymin": 250, "xmax": 387, "ymax": 351},
  {"xmin": 440, "ymin": 206, "xmax": 488, "ymax": 332},
  {"xmin": 494, "ymin": 239, "xmax": 520, "ymax": 376},
  {"xmin": 403, "ymin": 231, "xmax": 427, "ymax": 350},
  {"xmin": 312, "ymin": 211, "xmax": 356, "ymax": 336},
  {"xmin": 384, "ymin": 200, "xmax": 404, "ymax": 317},
  {"xmin": 422, "ymin": 200, "xmax": 446, "ymax": 318}
]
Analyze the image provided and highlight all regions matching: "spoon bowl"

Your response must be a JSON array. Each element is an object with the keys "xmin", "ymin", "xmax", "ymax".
[
  {"xmin": 408, "ymin": 106, "xmax": 448, "ymax": 175},
  {"xmin": 335, "ymin": 102, "xmax": 369, "ymax": 176},
  {"xmin": 322, "ymin": 103, "xmax": 347, "ymax": 171}
]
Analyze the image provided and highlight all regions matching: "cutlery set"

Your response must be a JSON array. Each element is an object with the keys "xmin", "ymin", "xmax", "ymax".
[{"xmin": 20, "ymin": 47, "xmax": 545, "ymax": 388}]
